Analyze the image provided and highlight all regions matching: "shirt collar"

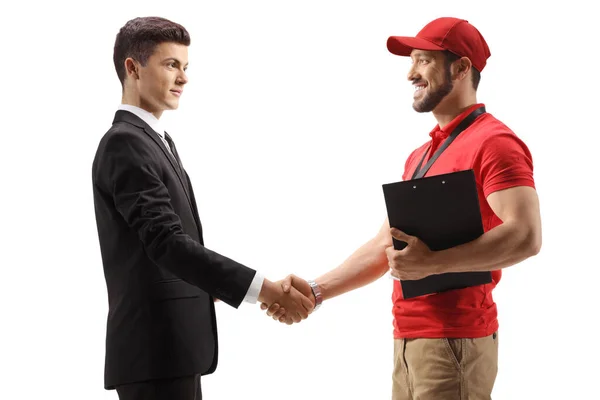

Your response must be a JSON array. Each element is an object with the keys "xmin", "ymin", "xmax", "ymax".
[
  {"xmin": 118, "ymin": 104, "xmax": 166, "ymax": 139},
  {"xmin": 428, "ymin": 103, "xmax": 485, "ymax": 140}
]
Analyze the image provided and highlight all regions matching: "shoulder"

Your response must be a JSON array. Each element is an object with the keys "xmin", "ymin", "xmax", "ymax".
[
  {"xmin": 470, "ymin": 114, "xmax": 536, "ymax": 195},
  {"xmin": 472, "ymin": 114, "xmax": 533, "ymax": 159},
  {"xmin": 96, "ymin": 122, "xmax": 155, "ymax": 159},
  {"xmin": 92, "ymin": 120, "xmax": 161, "ymax": 179}
]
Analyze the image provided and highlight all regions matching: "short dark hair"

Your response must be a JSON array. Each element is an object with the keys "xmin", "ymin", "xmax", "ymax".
[
  {"xmin": 113, "ymin": 17, "xmax": 191, "ymax": 86},
  {"xmin": 443, "ymin": 50, "xmax": 481, "ymax": 90}
]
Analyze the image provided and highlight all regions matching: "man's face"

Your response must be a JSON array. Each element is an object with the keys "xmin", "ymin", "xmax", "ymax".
[
  {"xmin": 134, "ymin": 42, "xmax": 189, "ymax": 115},
  {"xmin": 407, "ymin": 50, "xmax": 453, "ymax": 113}
]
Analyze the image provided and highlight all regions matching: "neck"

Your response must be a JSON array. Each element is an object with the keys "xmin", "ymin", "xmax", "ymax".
[
  {"xmin": 432, "ymin": 92, "xmax": 477, "ymax": 129},
  {"xmin": 121, "ymin": 91, "xmax": 163, "ymax": 119}
]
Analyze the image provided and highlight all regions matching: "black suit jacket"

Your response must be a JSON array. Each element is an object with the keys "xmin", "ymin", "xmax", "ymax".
[{"xmin": 91, "ymin": 110, "xmax": 256, "ymax": 389}]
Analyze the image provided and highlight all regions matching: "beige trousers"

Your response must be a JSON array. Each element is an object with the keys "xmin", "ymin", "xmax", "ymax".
[{"xmin": 392, "ymin": 332, "xmax": 498, "ymax": 400}]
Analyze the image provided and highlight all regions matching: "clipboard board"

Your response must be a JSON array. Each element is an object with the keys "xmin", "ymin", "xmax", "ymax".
[{"xmin": 382, "ymin": 169, "xmax": 492, "ymax": 299}]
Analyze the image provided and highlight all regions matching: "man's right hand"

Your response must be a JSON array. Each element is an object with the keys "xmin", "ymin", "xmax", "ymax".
[
  {"xmin": 257, "ymin": 275, "xmax": 315, "ymax": 325},
  {"xmin": 259, "ymin": 274, "xmax": 315, "ymax": 324}
]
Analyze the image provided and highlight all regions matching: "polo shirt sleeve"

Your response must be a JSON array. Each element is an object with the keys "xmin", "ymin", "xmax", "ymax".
[{"xmin": 474, "ymin": 133, "xmax": 536, "ymax": 198}]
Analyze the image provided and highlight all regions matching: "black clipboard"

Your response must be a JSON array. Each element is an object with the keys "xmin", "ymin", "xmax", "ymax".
[{"xmin": 382, "ymin": 169, "xmax": 492, "ymax": 299}]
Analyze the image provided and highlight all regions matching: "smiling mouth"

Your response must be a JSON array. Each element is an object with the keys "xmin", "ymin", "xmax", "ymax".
[{"xmin": 414, "ymin": 84, "xmax": 427, "ymax": 92}]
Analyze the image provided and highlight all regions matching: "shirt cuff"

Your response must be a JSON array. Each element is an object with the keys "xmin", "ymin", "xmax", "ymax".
[{"xmin": 242, "ymin": 271, "xmax": 265, "ymax": 304}]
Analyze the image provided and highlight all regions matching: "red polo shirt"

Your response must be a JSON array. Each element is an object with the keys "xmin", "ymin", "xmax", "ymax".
[{"xmin": 392, "ymin": 103, "xmax": 535, "ymax": 339}]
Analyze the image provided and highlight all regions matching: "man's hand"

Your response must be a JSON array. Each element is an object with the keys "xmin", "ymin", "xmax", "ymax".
[
  {"xmin": 259, "ymin": 274, "xmax": 315, "ymax": 324},
  {"xmin": 386, "ymin": 228, "xmax": 438, "ymax": 280},
  {"xmin": 257, "ymin": 275, "xmax": 315, "ymax": 325}
]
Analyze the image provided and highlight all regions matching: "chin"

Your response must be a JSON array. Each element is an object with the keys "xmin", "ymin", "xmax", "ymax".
[{"xmin": 412, "ymin": 100, "xmax": 430, "ymax": 113}]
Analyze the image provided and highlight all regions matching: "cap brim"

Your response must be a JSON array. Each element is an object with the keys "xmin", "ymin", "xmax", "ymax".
[{"xmin": 387, "ymin": 36, "xmax": 445, "ymax": 56}]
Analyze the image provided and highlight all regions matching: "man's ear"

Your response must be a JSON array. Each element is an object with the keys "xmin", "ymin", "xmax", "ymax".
[
  {"xmin": 124, "ymin": 58, "xmax": 140, "ymax": 80},
  {"xmin": 455, "ymin": 57, "xmax": 472, "ymax": 81}
]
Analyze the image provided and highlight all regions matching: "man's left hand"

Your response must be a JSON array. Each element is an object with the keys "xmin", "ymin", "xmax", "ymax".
[{"xmin": 386, "ymin": 228, "xmax": 439, "ymax": 280}]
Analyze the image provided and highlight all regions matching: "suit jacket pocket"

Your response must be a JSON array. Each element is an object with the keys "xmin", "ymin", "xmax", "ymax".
[{"xmin": 152, "ymin": 279, "xmax": 205, "ymax": 301}]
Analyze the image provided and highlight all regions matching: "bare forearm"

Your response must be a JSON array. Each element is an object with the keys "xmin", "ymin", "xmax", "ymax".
[
  {"xmin": 434, "ymin": 219, "xmax": 541, "ymax": 274},
  {"xmin": 315, "ymin": 238, "xmax": 390, "ymax": 301}
]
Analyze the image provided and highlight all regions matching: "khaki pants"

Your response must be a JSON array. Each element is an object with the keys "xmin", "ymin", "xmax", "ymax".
[{"xmin": 392, "ymin": 332, "xmax": 498, "ymax": 400}]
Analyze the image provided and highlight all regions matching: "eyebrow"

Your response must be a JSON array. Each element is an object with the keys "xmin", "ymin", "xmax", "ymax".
[
  {"xmin": 162, "ymin": 57, "xmax": 189, "ymax": 67},
  {"xmin": 411, "ymin": 51, "xmax": 433, "ymax": 58}
]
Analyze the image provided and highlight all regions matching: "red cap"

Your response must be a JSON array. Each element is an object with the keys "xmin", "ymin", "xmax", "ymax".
[{"xmin": 387, "ymin": 17, "xmax": 491, "ymax": 72}]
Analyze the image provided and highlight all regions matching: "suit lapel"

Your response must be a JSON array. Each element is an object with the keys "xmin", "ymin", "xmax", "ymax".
[
  {"xmin": 113, "ymin": 111, "xmax": 195, "ymax": 221},
  {"xmin": 182, "ymin": 170, "xmax": 204, "ymax": 244},
  {"xmin": 144, "ymin": 127, "xmax": 192, "ymax": 200}
]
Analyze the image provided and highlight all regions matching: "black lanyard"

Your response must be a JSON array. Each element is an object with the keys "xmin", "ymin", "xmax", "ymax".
[{"xmin": 411, "ymin": 106, "xmax": 486, "ymax": 180}]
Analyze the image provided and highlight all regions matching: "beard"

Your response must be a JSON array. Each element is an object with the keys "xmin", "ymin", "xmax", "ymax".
[{"xmin": 412, "ymin": 68, "xmax": 454, "ymax": 113}]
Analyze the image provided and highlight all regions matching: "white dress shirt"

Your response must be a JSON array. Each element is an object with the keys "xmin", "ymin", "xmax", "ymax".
[{"xmin": 117, "ymin": 104, "xmax": 265, "ymax": 304}]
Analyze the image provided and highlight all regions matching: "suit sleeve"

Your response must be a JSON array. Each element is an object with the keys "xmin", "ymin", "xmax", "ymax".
[{"xmin": 97, "ymin": 131, "xmax": 256, "ymax": 308}]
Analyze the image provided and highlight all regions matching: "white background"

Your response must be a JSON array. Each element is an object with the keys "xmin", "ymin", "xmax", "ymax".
[{"xmin": 1, "ymin": 0, "xmax": 598, "ymax": 399}]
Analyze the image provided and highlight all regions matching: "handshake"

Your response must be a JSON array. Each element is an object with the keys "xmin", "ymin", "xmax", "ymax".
[{"xmin": 257, "ymin": 275, "xmax": 317, "ymax": 325}]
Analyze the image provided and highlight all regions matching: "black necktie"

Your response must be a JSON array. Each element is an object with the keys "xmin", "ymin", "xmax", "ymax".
[{"xmin": 164, "ymin": 132, "xmax": 185, "ymax": 175}]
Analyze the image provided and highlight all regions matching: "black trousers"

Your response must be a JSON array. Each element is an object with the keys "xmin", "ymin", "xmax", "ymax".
[{"xmin": 116, "ymin": 375, "xmax": 202, "ymax": 400}]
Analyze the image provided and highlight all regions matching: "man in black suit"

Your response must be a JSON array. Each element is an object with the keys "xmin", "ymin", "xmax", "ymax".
[{"xmin": 91, "ymin": 16, "xmax": 315, "ymax": 400}]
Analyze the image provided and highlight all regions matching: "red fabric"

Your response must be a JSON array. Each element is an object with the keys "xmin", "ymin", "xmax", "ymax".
[
  {"xmin": 392, "ymin": 103, "xmax": 535, "ymax": 339},
  {"xmin": 387, "ymin": 17, "xmax": 491, "ymax": 72}
]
